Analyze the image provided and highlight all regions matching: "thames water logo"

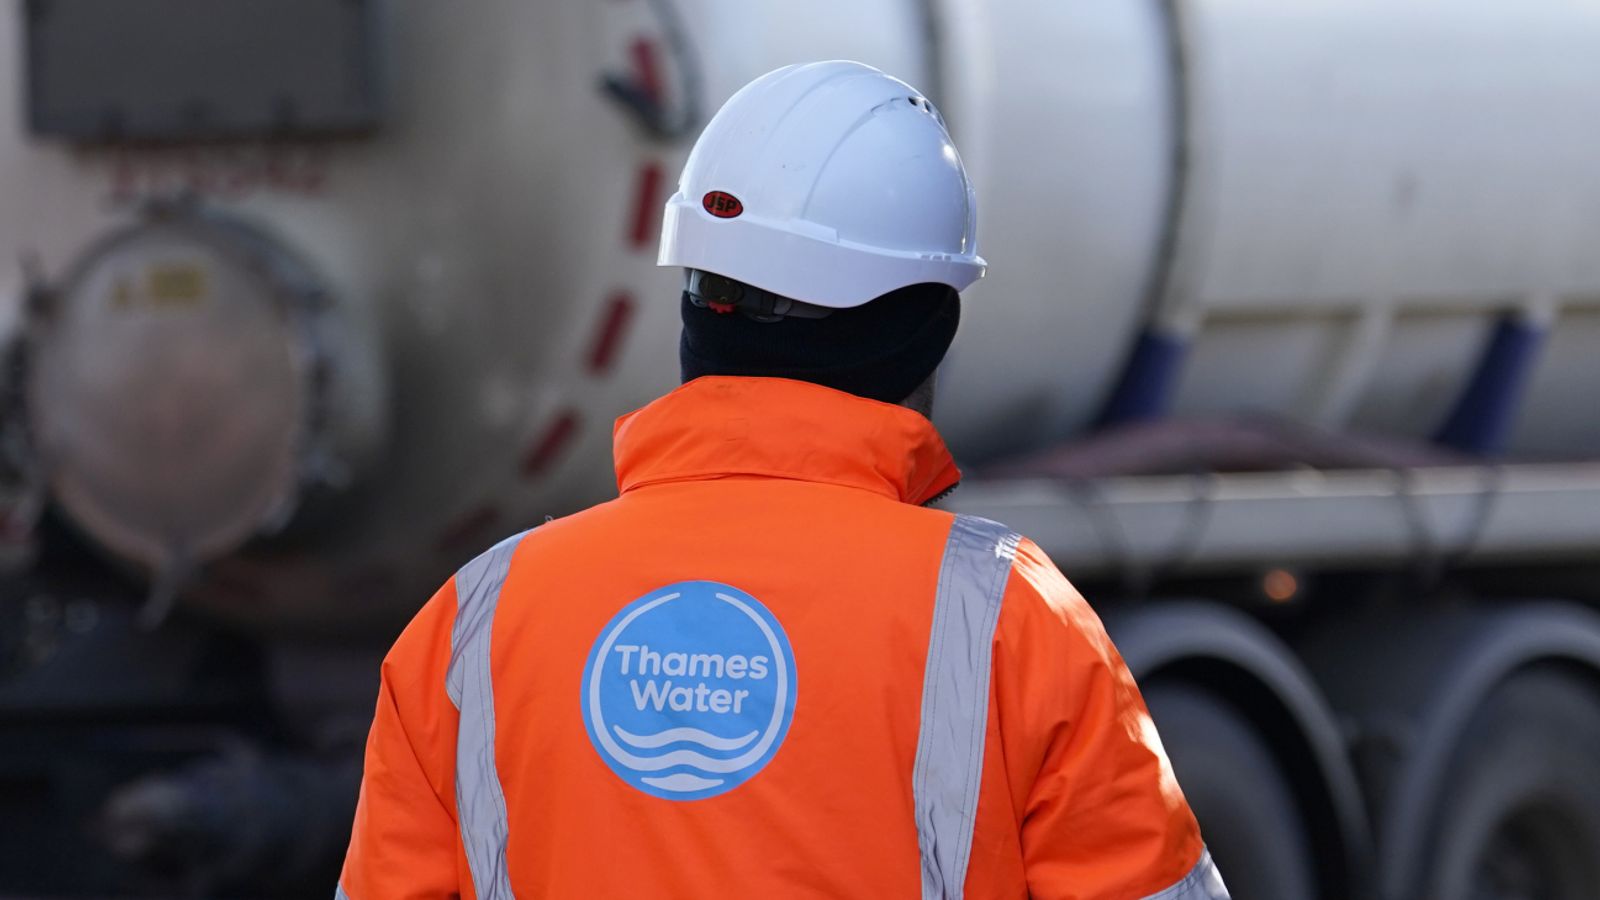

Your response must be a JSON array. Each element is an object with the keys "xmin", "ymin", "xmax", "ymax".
[{"xmin": 581, "ymin": 580, "xmax": 797, "ymax": 800}]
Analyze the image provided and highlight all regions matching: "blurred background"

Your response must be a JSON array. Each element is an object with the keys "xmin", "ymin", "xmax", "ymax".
[{"xmin": 3, "ymin": 0, "xmax": 1600, "ymax": 897}]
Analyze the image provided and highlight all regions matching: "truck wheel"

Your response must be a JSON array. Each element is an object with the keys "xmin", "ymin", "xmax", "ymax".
[
  {"xmin": 1144, "ymin": 682, "xmax": 1317, "ymax": 900},
  {"xmin": 1419, "ymin": 669, "xmax": 1600, "ymax": 900}
]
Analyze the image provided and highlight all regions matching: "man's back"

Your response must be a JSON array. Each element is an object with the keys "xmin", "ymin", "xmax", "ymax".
[
  {"xmin": 339, "ymin": 378, "xmax": 1218, "ymax": 899},
  {"xmin": 501, "ymin": 442, "xmax": 954, "ymax": 894}
]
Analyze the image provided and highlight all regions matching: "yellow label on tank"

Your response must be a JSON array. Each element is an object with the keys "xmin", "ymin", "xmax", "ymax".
[{"xmin": 142, "ymin": 264, "xmax": 209, "ymax": 308}]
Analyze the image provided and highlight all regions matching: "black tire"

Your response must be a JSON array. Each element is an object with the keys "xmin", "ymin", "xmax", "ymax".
[
  {"xmin": 1145, "ymin": 683, "xmax": 1317, "ymax": 900},
  {"xmin": 1418, "ymin": 669, "xmax": 1600, "ymax": 900}
]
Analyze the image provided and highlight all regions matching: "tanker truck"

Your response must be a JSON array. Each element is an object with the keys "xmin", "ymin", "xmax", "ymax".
[{"xmin": 4, "ymin": 0, "xmax": 1600, "ymax": 898}]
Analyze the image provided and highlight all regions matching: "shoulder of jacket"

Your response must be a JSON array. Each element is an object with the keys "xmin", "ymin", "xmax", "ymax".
[
  {"xmin": 941, "ymin": 515, "xmax": 1048, "ymax": 585},
  {"xmin": 454, "ymin": 526, "xmax": 538, "ymax": 576},
  {"xmin": 984, "ymin": 528, "xmax": 1105, "ymax": 639},
  {"xmin": 454, "ymin": 500, "xmax": 611, "ymax": 574}
]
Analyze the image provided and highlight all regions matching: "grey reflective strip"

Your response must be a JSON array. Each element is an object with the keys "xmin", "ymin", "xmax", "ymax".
[
  {"xmin": 446, "ymin": 530, "xmax": 531, "ymax": 900},
  {"xmin": 333, "ymin": 884, "xmax": 352, "ymax": 900},
  {"xmin": 1140, "ymin": 849, "xmax": 1230, "ymax": 900},
  {"xmin": 913, "ymin": 515, "xmax": 1020, "ymax": 900}
]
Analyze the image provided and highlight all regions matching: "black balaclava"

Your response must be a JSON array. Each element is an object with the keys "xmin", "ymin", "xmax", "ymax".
[{"xmin": 679, "ymin": 279, "xmax": 960, "ymax": 405}]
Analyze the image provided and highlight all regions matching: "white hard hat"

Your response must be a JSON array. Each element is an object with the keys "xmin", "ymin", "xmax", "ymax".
[{"xmin": 658, "ymin": 60, "xmax": 986, "ymax": 309}]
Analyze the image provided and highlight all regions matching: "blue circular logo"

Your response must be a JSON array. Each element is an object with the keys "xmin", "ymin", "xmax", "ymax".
[{"xmin": 581, "ymin": 581, "xmax": 797, "ymax": 800}]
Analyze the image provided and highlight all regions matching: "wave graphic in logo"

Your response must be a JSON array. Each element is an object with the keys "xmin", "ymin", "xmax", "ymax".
[
  {"xmin": 613, "ymin": 726, "xmax": 758, "ymax": 751},
  {"xmin": 580, "ymin": 581, "xmax": 798, "ymax": 801}
]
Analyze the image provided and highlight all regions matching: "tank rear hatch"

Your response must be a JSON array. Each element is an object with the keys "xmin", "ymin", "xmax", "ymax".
[{"xmin": 24, "ymin": 208, "xmax": 385, "ymax": 595}]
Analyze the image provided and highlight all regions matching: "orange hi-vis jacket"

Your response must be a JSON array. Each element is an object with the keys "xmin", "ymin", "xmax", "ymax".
[{"xmin": 338, "ymin": 376, "xmax": 1227, "ymax": 900}]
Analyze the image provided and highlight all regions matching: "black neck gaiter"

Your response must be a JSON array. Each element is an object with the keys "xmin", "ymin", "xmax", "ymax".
[{"xmin": 679, "ymin": 282, "xmax": 960, "ymax": 404}]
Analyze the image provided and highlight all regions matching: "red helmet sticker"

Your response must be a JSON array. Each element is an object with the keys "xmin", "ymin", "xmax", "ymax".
[{"xmin": 702, "ymin": 191, "xmax": 744, "ymax": 219}]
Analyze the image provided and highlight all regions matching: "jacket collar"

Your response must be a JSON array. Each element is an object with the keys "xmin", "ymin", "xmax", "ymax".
[{"xmin": 614, "ymin": 376, "xmax": 961, "ymax": 505}]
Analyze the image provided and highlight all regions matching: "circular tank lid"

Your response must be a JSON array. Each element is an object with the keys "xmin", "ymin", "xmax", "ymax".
[{"xmin": 26, "ymin": 213, "xmax": 326, "ymax": 575}]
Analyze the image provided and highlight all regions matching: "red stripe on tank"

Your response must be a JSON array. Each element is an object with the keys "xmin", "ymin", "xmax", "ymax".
[
  {"xmin": 588, "ymin": 292, "xmax": 636, "ymax": 375},
  {"xmin": 630, "ymin": 37, "xmax": 663, "ymax": 107},
  {"xmin": 521, "ymin": 409, "xmax": 581, "ymax": 479},
  {"xmin": 434, "ymin": 505, "xmax": 502, "ymax": 555},
  {"xmin": 629, "ymin": 161, "xmax": 664, "ymax": 250}
]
